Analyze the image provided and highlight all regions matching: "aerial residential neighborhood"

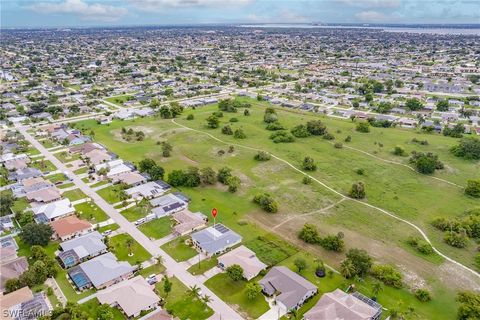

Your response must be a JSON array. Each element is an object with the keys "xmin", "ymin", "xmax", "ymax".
[{"xmin": 1, "ymin": 1, "xmax": 480, "ymax": 320}]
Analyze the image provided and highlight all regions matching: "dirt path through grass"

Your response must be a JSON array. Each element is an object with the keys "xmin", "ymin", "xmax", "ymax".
[{"xmin": 172, "ymin": 118, "xmax": 480, "ymax": 280}]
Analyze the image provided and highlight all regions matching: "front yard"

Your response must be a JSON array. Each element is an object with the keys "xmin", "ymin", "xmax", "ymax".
[
  {"xmin": 160, "ymin": 236, "xmax": 197, "ymax": 262},
  {"xmin": 74, "ymin": 201, "xmax": 109, "ymax": 223},
  {"xmin": 138, "ymin": 217, "xmax": 172, "ymax": 239},
  {"xmin": 109, "ymin": 233, "xmax": 152, "ymax": 265}
]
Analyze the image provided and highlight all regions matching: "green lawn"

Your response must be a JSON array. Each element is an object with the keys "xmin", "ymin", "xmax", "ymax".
[
  {"xmin": 79, "ymin": 297, "xmax": 126, "ymax": 320},
  {"xmin": 138, "ymin": 217, "xmax": 172, "ymax": 239},
  {"xmin": 74, "ymin": 201, "xmax": 109, "ymax": 223},
  {"xmin": 97, "ymin": 185, "xmax": 125, "ymax": 204},
  {"xmin": 15, "ymin": 236, "xmax": 59, "ymax": 258},
  {"xmin": 41, "ymin": 140, "xmax": 56, "ymax": 148},
  {"xmin": 105, "ymin": 95, "xmax": 134, "ymax": 106},
  {"xmin": 30, "ymin": 159, "xmax": 56, "ymax": 172},
  {"xmin": 89, "ymin": 180, "xmax": 110, "ymax": 188},
  {"xmin": 187, "ymin": 257, "xmax": 218, "ymax": 276},
  {"xmin": 109, "ymin": 233, "xmax": 152, "ymax": 265},
  {"xmin": 161, "ymin": 236, "xmax": 198, "ymax": 262},
  {"xmin": 97, "ymin": 223, "xmax": 120, "ymax": 234},
  {"xmin": 137, "ymin": 262, "xmax": 166, "ymax": 278},
  {"xmin": 11, "ymin": 197, "xmax": 30, "ymax": 215},
  {"xmin": 244, "ymin": 234, "xmax": 298, "ymax": 267},
  {"xmin": 205, "ymin": 273, "xmax": 270, "ymax": 319},
  {"xmin": 120, "ymin": 201, "xmax": 150, "ymax": 221},
  {"xmin": 73, "ymin": 166, "xmax": 89, "ymax": 175},
  {"xmin": 155, "ymin": 276, "xmax": 213, "ymax": 320},
  {"xmin": 54, "ymin": 151, "xmax": 81, "ymax": 163},
  {"xmin": 46, "ymin": 173, "xmax": 68, "ymax": 183},
  {"xmin": 62, "ymin": 188, "xmax": 88, "ymax": 202}
]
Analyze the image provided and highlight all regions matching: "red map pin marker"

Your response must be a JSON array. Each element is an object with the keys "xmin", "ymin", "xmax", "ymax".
[{"xmin": 211, "ymin": 208, "xmax": 218, "ymax": 218}]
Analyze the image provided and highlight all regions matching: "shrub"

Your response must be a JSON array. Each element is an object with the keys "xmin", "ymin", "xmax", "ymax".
[
  {"xmin": 355, "ymin": 168, "xmax": 365, "ymax": 175},
  {"xmin": 340, "ymin": 248, "xmax": 372, "ymax": 278},
  {"xmin": 302, "ymin": 176, "xmax": 312, "ymax": 184},
  {"xmin": 349, "ymin": 182, "xmax": 366, "ymax": 199},
  {"xmin": 206, "ymin": 114, "xmax": 219, "ymax": 128},
  {"xmin": 465, "ymin": 179, "xmax": 480, "ymax": 198},
  {"xmin": 409, "ymin": 151, "xmax": 443, "ymax": 174},
  {"xmin": 265, "ymin": 122, "xmax": 285, "ymax": 131},
  {"xmin": 226, "ymin": 264, "xmax": 244, "ymax": 281},
  {"xmin": 457, "ymin": 291, "xmax": 480, "ymax": 320},
  {"xmin": 264, "ymin": 108, "xmax": 278, "ymax": 123},
  {"xmin": 415, "ymin": 289, "xmax": 432, "ymax": 302},
  {"xmin": 186, "ymin": 114, "xmax": 194, "ymax": 120},
  {"xmin": 451, "ymin": 137, "xmax": 480, "ymax": 160},
  {"xmin": 407, "ymin": 237, "xmax": 434, "ymax": 255},
  {"xmin": 334, "ymin": 142, "xmax": 343, "ymax": 149},
  {"xmin": 356, "ymin": 122, "xmax": 370, "ymax": 133},
  {"xmin": 299, "ymin": 223, "xmax": 320, "ymax": 244},
  {"xmin": 444, "ymin": 231, "xmax": 469, "ymax": 248},
  {"xmin": 302, "ymin": 156, "xmax": 317, "ymax": 171},
  {"xmin": 234, "ymin": 128, "xmax": 246, "ymax": 139},
  {"xmin": 306, "ymin": 120, "xmax": 327, "ymax": 135},
  {"xmin": 253, "ymin": 193, "xmax": 278, "ymax": 213},
  {"xmin": 291, "ymin": 124, "xmax": 311, "ymax": 138},
  {"xmin": 393, "ymin": 146, "xmax": 406, "ymax": 156},
  {"xmin": 323, "ymin": 132, "xmax": 335, "ymax": 140},
  {"xmin": 229, "ymin": 117, "xmax": 239, "ymax": 122},
  {"xmin": 371, "ymin": 264, "xmax": 403, "ymax": 288},
  {"xmin": 217, "ymin": 167, "xmax": 233, "ymax": 184},
  {"xmin": 344, "ymin": 135, "xmax": 352, "ymax": 142},
  {"xmin": 254, "ymin": 151, "xmax": 271, "ymax": 161},
  {"xmin": 221, "ymin": 125, "xmax": 233, "ymax": 135},
  {"xmin": 269, "ymin": 131, "xmax": 295, "ymax": 143},
  {"xmin": 319, "ymin": 234, "xmax": 344, "ymax": 252}
]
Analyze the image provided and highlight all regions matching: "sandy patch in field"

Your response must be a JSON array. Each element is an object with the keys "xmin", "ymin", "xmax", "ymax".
[{"xmin": 180, "ymin": 155, "xmax": 199, "ymax": 165}]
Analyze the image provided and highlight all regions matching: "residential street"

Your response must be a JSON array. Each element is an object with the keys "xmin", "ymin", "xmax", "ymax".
[{"xmin": 18, "ymin": 126, "xmax": 243, "ymax": 320}]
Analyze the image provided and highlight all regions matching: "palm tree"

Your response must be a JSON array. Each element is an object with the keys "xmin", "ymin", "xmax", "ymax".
[
  {"xmin": 126, "ymin": 238, "xmax": 134, "ymax": 256},
  {"xmin": 340, "ymin": 259, "xmax": 356, "ymax": 279},
  {"xmin": 372, "ymin": 280, "xmax": 383, "ymax": 298},
  {"xmin": 188, "ymin": 285, "xmax": 201, "ymax": 298},
  {"xmin": 201, "ymin": 294, "xmax": 212, "ymax": 304}
]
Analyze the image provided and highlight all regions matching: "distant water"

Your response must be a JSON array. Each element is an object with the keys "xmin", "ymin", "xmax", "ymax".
[{"xmin": 239, "ymin": 24, "xmax": 480, "ymax": 36}]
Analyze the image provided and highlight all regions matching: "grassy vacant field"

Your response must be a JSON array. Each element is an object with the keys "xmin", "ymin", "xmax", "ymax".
[
  {"xmin": 97, "ymin": 184, "xmax": 125, "ymax": 204},
  {"xmin": 155, "ymin": 276, "xmax": 213, "ymax": 320},
  {"xmin": 109, "ymin": 233, "xmax": 152, "ymax": 265},
  {"xmin": 161, "ymin": 235, "xmax": 198, "ymax": 262},
  {"xmin": 138, "ymin": 216, "xmax": 172, "ymax": 239},
  {"xmin": 62, "ymin": 188, "xmax": 88, "ymax": 202},
  {"xmin": 187, "ymin": 257, "xmax": 218, "ymax": 276},
  {"xmin": 74, "ymin": 201, "xmax": 109, "ymax": 223},
  {"xmin": 75, "ymin": 97, "xmax": 480, "ymax": 318},
  {"xmin": 105, "ymin": 94, "xmax": 134, "ymax": 107}
]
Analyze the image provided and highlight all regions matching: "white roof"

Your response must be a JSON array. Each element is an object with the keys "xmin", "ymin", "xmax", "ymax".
[
  {"xmin": 97, "ymin": 276, "xmax": 159, "ymax": 317},
  {"xmin": 32, "ymin": 199, "xmax": 74, "ymax": 220}
]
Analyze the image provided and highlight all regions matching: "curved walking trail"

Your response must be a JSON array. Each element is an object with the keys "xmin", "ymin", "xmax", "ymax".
[{"xmin": 172, "ymin": 119, "xmax": 480, "ymax": 280}]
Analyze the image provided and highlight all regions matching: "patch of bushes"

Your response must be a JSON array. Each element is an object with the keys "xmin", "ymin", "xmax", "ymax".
[
  {"xmin": 265, "ymin": 122, "xmax": 285, "ymax": 131},
  {"xmin": 371, "ymin": 264, "xmax": 403, "ymax": 288},
  {"xmin": 253, "ymin": 193, "xmax": 278, "ymax": 213},
  {"xmin": 415, "ymin": 289, "xmax": 432, "ymax": 302},
  {"xmin": 465, "ymin": 179, "xmax": 480, "ymax": 198},
  {"xmin": 269, "ymin": 131, "xmax": 295, "ymax": 143},
  {"xmin": 291, "ymin": 124, "xmax": 311, "ymax": 138},
  {"xmin": 349, "ymin": 182, "xmax": 366, "ymax": 199},
  {"xmin": 451, "ymin": 137, "xmax": 480, "ymax": 160},
  {"xmin": 356, "ymin": 122, "xmax": 370, "ymax": 133},
  {"xmin": 409, "ymin": 151, "xmax": 443, "ymax": 174},
  {"xmin": 407, "ymin": 237, "xmax": 433, "ymax": 255},
  {"xmin": 254, "ymin": 151, "xmax": 271, "ymax": 161},
  {"xmin": 298, "ymin": 224, "xmax": 344, "ymax": 252}
]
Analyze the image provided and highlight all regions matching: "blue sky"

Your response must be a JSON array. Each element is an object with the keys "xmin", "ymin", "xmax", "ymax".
[{"xmin": 2, "ymin": 0, "xmax": 479, "ymax": 28}]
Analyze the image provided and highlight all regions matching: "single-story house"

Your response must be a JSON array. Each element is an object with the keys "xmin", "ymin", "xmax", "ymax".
[
  {"xmin": 0, "ymin": 256, "xmax": 28, "ymax": 292},
  {"xmin": 111, "ymin": 171, "xmax": 147, "ymax": 186},
  {"xmin": 26, "ymin": 186, "xmax": 61, "ymax": 204},
  {"xmin": 150, "ymin": 193, "xmax": 187, "ymax": 218},
  {"xmin": 0, "ymin": 236, "xmax": 19, "ymax": 262},
  {"xmin": 125, "ymin": 180, "xmax": 171, "ymax": 200},
  {"xmin": 33, "ymin": 198, "xmax": 75, "ymax": 223},
  {"xmin": 83, "ymin": 148, "xmax": 112, "ymax": 165},
  {"xmin": 58, "ymin": 231, "xmax": 107, "ymax": 268},
  {"xmin": 191, "ymin": 224, "xmax": 242, "ymax": 257},
  {"xmin": 97, "ymin": 276, "xmax": 159, "ymax": 318},
  {"xmin": 8, "ymin": 167, "xmax": 42, "ymax": 182},
  {"xmin": 68, "ymin": 252, "xmax": 135, "ymax": 290},
  {"xmin": 259, "ymin": 266, "xmax": 317, "ymax": 312},
  {"xmin": 0, "ymin": 287, "xmax": 50, "ymax": 320},
  {"xmin": 50, "ymin": 215, "xmax": 93, "ymax": 241},
  {"xmin": 303, "ymin": 289, "xmax": 382, "ymax": 320},
  {"xmin": 217, "ymin": 245, "xmax": 267, "ymax": 280},
  {"xmin": 171, "ymin": 210, "xmax": 207, "ymax": 236}
]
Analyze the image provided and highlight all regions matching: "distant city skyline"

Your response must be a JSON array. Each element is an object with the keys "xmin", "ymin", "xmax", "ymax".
[{"xmin": 2, "ymin": 0, "xmax": 479, "ymax": 28}]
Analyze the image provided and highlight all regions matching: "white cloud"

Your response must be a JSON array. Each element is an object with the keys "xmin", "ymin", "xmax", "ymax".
[
  {"xmin": 27, "ymin": 0, "xmax": 128, "ymax": 22},
  {"xmin": 355, "ymin": 10, "xmax": 389, "ymax": 22},
  {"xmin": 129, "ymin": 0, "xmax": 254, "ymax": 11},
  {"xmin": 339, "ymin": 0, "xmax": 401, "ymax": 9},
  {"xmin": 247, "ymin": 9, "xmax": 311, "ymax": 23}
]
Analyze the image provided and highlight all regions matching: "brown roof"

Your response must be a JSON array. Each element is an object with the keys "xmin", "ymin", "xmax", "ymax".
[
  {"xmin": 22, "ymin": 177, "xmax": 47, "ymax": 188},
  {"xmin": 50, "ymin": 215, "xmax": 92, "ymax": 238},
  {"xmin": 26, "ymin": 186, "xmax": 61, "ymax": 203},
  {"xmin": 69, "ymin": 143, "xmax": 101, "ymax": 155},
  {"xmin": 0, "ymin": 257, "xmax": 28, "ymax": 291},
  {"xmin": 112, "ymin": 172, "xmax": 146, "ymax": 186},
  {"xmin": 0, "ymin": 287, "xmax": 33, "ymax": 320}
]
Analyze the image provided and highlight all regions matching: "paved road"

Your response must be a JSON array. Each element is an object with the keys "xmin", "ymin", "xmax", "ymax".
[{"xmin": 19, "ymin": 127, "xmax": 243, "ymax": 320}]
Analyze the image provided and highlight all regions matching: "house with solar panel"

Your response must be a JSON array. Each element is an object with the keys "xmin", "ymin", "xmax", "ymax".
[
  {"xmin": 68, "ymin": 252, "xmax": 135, "ymax": 290},
  {"xmin": 149, "ymin": 193, "xmax": 187, "ymax": 218},
  {"xmin": 57, "ymin": 231, "xmax": 107, "ymax": 268},
  {"xmin": 190, "ymin": 224, "xmax": 242, "ymax": 257}
]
